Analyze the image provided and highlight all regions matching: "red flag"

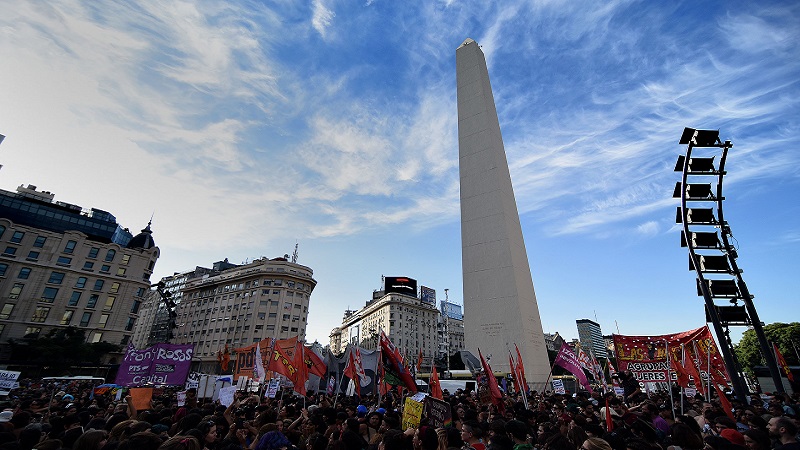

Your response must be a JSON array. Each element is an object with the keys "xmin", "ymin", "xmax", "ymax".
[
  {"xmin": 605, "ymin": 397, "xmax": 614, "ymax": 431},
  {"xmin": 774, "ymin": 343, "xmax": 795, "ymax": 383},
  {"xmin": 222, "ymin": 344, "xmax": 231, "ymax": 372},
  {"xmin": 515, "ymin": 344, "xmax": 529, "ymax": 393},
  {"xmin": 293, "ymin": 341, "xmax": 309, "ymax": 396},
  {"xmin": 417, "ymin": 349, "xmax": 424, "ymax": 373},
  {"xmin": 379, "ymin": 331, "xmax": 417, "ymax": 392},
  {"xmin": 669, "ymin": 345, "xmax": 690, "ymax": 388},
  {"xmin": 343, "ymin": 346, "xmax": 366, "ymax": 397},
  {"xmin": 305, "ymin": 348, "xmax": 327, "ymax": 378},
  {"xmin": 509, "ymin": 351, "xmax": 522, "ymax": 394},
  {"xmin": 684, "ymin": 345, "xmax": 706, "ymax": 397},
  {"xmin": 430, "ymin": 368, "xmax": 443, "ymax": 400},
  {"xmin": 478, "ymin": 348, "xmax": 504, "ymax": 412},
  {"xmin": 267, "ymin": 341, "xmax": 300, "ymax": 382},
  {"xmin": 713, "ymin": 383, "xmax": 734, "ymax": 420}
]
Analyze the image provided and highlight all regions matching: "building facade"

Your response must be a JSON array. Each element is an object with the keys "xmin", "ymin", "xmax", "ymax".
[
  {"xmin": 0, "ymin": 185, "xmax": 158, "ymax": 360},
  {"xmin": 171, "ymin": 256, "xmax": 316, "ymax": 372},
  {"xmin": 329, "ymin": 277, "xmax": 439, "ymax": 371},
  {"xmin": 576, "ymin": 319, "xmax": 606, "ymax": 359},
  {"xmin": 437, "ymin": 300, "xmax": 465, "ymax": 362}
]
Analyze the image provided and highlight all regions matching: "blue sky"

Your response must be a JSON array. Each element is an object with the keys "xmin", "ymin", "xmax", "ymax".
[{"xmin": 1, "ymin": 0, "xmax": 798, "ymax": 347}]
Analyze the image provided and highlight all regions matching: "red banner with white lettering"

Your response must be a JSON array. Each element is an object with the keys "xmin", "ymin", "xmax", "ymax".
[{"xmin": 613, "ymin": 326, "xmax": 729, "ymax": 387}]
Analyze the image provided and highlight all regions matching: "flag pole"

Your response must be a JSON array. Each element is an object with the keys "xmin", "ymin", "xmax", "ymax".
[
  {"xmin": 333, "ymin": 344, "xmax": 347, "ymax": 409},
  {"xmin": 680, "ymin": 343, "xmax": 685, "ymax": 416},
  {"xmin": 376, "ymin": 327, "xmax": 383, "ymax": 407},
  {"xmin": 665, "ymin": 339, "xmax": 675, "ymax": 420}
]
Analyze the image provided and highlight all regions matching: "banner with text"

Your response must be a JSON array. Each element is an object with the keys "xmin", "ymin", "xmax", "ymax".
[
  {"xmin": 116, "ymin": 343, "xmax": 194, "ymax": 387},
  {"xmin": 613, "ymin": 326, "xmax": 729, "ymax": 387}
]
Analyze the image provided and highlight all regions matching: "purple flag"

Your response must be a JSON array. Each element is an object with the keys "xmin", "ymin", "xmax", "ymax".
[
  {"xmin": 553, "ymin": 343, "xmax": 593, "ymax": 393},
  {"xmin": 116, "ymin": 343, "xmax": 194, "ymax": 387}
]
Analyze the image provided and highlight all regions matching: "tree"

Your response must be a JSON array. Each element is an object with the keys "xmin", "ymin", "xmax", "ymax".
[
  {"xmin": 7, "ymin": 327, "xmax": 121, "ymax": 370},
  {"xmin": 734, "ymin": 322, "xmax": 800, "ymax": 374}
]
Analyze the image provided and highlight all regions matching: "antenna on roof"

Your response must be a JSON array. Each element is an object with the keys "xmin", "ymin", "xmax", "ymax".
[{"xmin": 291, "ymin": 242, "xmax": 299, "ymax": 263}]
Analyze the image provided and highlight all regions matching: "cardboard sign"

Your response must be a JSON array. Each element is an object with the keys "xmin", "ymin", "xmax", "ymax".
[
  {"xmin": 402, "ymin": 396, "xmax": 424, "ymax": 429},
  {"xmin": 219, "ymin": 386, "xmax": 237, "ymax": 407},
  {"xmin": 129, "ymin": 387, "xmax": 153, "ymax": 411},
  {"xmin": 424, "ymin": 395, "xmax": 452, "ymax": 428},
  {"xmin": 0, "ymin": 371, "xmax": 21, "ymax": 390},
  {"xmin": 552, "ymin": 379, "xmax": 566, "ymax": 394}
]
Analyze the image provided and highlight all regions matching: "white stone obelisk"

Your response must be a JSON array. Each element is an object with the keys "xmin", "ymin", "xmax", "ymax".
[{"xmin": 456, "ymin": 38, "xmax": 550, "ymax": 389}]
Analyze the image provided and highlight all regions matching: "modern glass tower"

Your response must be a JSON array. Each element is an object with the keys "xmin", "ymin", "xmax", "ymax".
[{"xmin": 456, "ymin": 38, "xmax": 550, "ymax": 388}]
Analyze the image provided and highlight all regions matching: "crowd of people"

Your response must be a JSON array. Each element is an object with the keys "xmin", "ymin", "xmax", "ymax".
[{"xmin": 0, "ymin": 372, "xmax": 797, "ymax": 450}]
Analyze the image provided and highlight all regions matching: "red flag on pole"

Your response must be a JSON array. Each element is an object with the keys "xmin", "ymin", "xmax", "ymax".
[
  {"xmin": 515, "ymin": 344, "xmax": 529, "ymax": 393},
  {"xmin": 267, "ymin": 341, "xmax": 300, "ymax": 382},
  {"xmin": 379, "ymin": 331, "xmax": 417, "ymax": 392},
  {"xmin": 713, "ymin": 383, "xmax": 734, "ymax": 420},
  {"xmin": 430, "ymin": 368, "xmax": 443, "ymax": 400},
  {"xmin": 416, "ymin": 349, "xmax": 424, "ymax": 373},
  {"xmin": 509, "ymin": 351, "xmax": 522, "ymax": 394},
  {"xmin": 774, "ymin": 342, "xmax": 795, "ymax": 383},
  {"xmin": 293, "ymin": 341, "xmax": 309, "ymax": 396},
  {"xmin": 478, "ymin": 348, "xmax": 504, "ymax": 412},
  {"xmin": 670, "ymin": 345, "xmax": 691, "ymax": 388},
  {"xmin": 343, "ymin": 346, "xmax": 366, "ymax": 397},
  {"xmin": 605, "ymin": 397, "xmax": 614, "ymax": 431},
  {"xmin": 684, "ymin": 345, "xmax": 706, "ymax": 397},
  {"xmin": 221, "ymin": 344, "xmax": 231, "ymax": 372}
]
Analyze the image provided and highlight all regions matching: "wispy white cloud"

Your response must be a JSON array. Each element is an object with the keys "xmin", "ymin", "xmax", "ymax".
[{"xmin": 312, "ymin": 0, "xmax": 336, "ymax": 38}]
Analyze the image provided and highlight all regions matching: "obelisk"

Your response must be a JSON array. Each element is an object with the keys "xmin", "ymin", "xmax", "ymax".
[{"xmin": 456, "ymin": 38, "xmax": 550, "ymax": 389}]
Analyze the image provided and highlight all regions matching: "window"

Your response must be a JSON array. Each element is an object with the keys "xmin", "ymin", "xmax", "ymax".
[
  {"xmin": 75, "ymin": 277, "xmax": 87, "ymax": 289},
  {"xmin": 3, "ymin": 247, "xmax": 17, "ymax": 256},
  {"xmin": 26, "ymin": 251, "xmax": 39, "ymax": 260},
  {"xmin": 0, "ymin": 263, "xmax": 6, "ymax": 277},
  {"xmin": 10, "ymin": 231, "xmax": 24, "ymax": 244},
  {"xmin": 33, "ymin": 236, "xmax": 47, "ymax": 248},
  {"xmin": 68, "ymin": 291, "xmax": 81, "ymax": 306},
  {"xmin": 0, "ymin": 226, "xmax": 4, "ymax": 239},
  {"xmin": 57, "ymin": 256, "xmax": 72, "ymax": 266},
  {"xmin": 109, "ymin": 282, "xmax": 120, "ymax": 294},
  {"xmin": 41, "ymin": 287, "xmax": 58, "ymax": 302},
  {"xmin": 80, "ymin": 312, "xmax": 92, "ymax": 327},
  {"xmin": 135, "ymin": 288, "xmax": 145, "ymax": 297},
  {"xmin": 31, "ymin": 307, "xmax": 50, "ymax": 323},
  {"xmin": 104, "ymin": 249, "xmax": 116, "ymax": 262},
  {"xmin": 8, "ymin": 283, "xmax": 23, "ymax": 300},
  {"xmin": 87, "ymin": 294, "xmax": 99, "ymax": 308},
  {"xmin": 17, "ymin": 268, "xmax": 31, "ymax": 279},
  {"xmin": 98, "ymin": 314, "xmax": 109, "ymax": 328},
  {"xmin": 90, "ymin": 332, "xmax": 102, "ymax": 343},
  {"xmin": 88, "ymin": 247, "xmax": 99, "ymax": 258},
  {"xmin": 120, "ymin": 335, "xmax": 130, "ymax": 346},
  {"xmin": 121, "ymin": 254, "xmax": 130, "ymax": 265},
  {"xmin": 104, "ymin": 296, "xmax": 115, "ymax": 311},
  {"xmin": 60, "ymin": 311, "xmax": 74, "ymax": 325},
  {"xmin": 0, "ymin": 304, "xmax": 14, "ymax": 320},
  {"xmin": 48, "ymin": 272, "xmax": 65, "ymax": 284},
  {"xmin": 116, "ymin": 268, "xmax": 126, "ymax": 276},
  {"xmin": 64, "ymin": 240, "xmax": 77, "ymax": 254},
  {"xmin": 125, "ymin": 317, "xmax": 135, "ymax": 331},
  {"xmin": 100, "ymin": 265, "xmax": 110, "ymax": 273},
  {"xmin": 130, "ymin": 300, "xmax": 141, "ymax": 314},
  {"xmin": 93, "ymin": 280, "xmax": 104, "ymax": 291}
]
